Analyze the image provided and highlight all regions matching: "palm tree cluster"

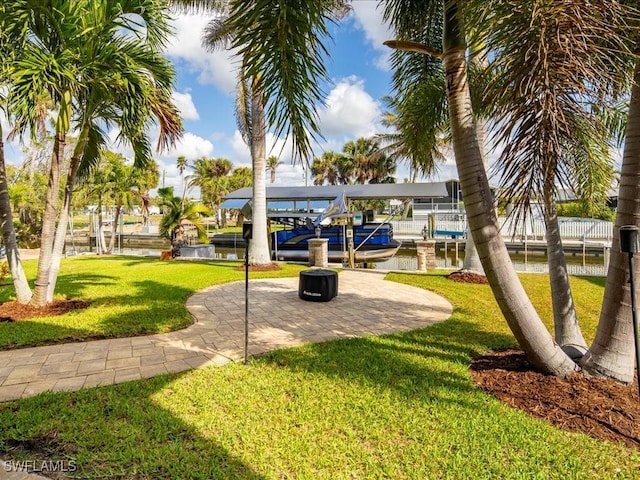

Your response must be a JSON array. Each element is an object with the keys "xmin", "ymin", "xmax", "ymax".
[
  {"xmin": 380, "ymin": 0, "xmax": 639, "ymax": 381},
  {"xmin": 0, "ymin": 0, "xmax": 183, "ymax": 306},
  {"xmin": 80, "ymin": 151, "xmax": 160, "ymax": 255},
  {"xmin": 311, "ymin": 138, "xmax": 396, "ymax": 186}
]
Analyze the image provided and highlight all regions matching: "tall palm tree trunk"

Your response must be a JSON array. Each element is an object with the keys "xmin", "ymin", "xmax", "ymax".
[
  {"xmin": 32, "ymin": 131, "xmax": 65, "ymax": 307},
  {"xmin": 248, "ymin": 87, "xmax": 272, "ymax": 265},
  {"xmin": 580, "ymin": 61, "xmax": 640, "ymax": 383},
  {"xmin": 443, "ymin": 4, "xmax": 576, "ymax": 376},
  {"xmin": 46, "ymin": 127, "xmax": 89, "ymax": 303},
  {"xmin": 401, "ymin": 168, "xmax": 418, "ymax": 220},
  {"xmin": 108, "ymin": 198, "xmax": 125, "ymax": 254},
  {"xmin": 45, "ymin": 157, "xmax": 77, "ymax": 303},
  {"xmin": 0, "ymin": 132, "xmax": 32, "ymax": 304},
  {"xmin": 461, "ymin": 113, "xmax": 487, "ymax": 274},
  {"xmin": 543, "ymin": 172, "xmax": 586, "ymax": 355}
]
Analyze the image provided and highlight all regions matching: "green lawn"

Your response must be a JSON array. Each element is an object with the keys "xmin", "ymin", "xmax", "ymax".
[
  {"xmin": 0, "ymin": 256, "xmax": 305, "ymax": 348},
  {"xmin": 0, "ymin": 259, "xmax": 637, "ymax": 479}
]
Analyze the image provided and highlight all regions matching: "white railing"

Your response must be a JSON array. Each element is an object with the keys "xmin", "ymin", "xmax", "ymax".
[
  {"xmin": 390, "ymin": 216, "xmax": 613, "ymax": 241},
  {"xmin": 375, "ymin": 256, "xmax": 608, "ymax": 277}
]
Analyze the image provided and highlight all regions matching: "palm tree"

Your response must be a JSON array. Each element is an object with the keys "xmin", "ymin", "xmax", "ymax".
[
  {"xmin": 582, "ymin": 60, "xmax": 640, "ymax": 382},
  {"xmin": 383, "ymin": 1, "xmax": 580, "ymax": 376},
  {"xmin": 311, "ymin": 152, "xmax": 342, "ymax": 185},
  {"xmin": 0, "ymin": 123, "xmax": 32, "ymax": 303},
  {"xmin": 377, "ymin": 92, "xmax": 447, "ymax": 220},
  {"xmin": 187, "ymin": 157, "xmax": 233, "ymax": 211},
  {"xmin": 228, "ymin": 166, "xmax": 253, "ymax": 190},
  {"xmin": 159, "ymin": 192, "xmax": 211, "ymax": 258},
  {"xmin": 172, "ymin": 0, "xmax": 349, "ymax": 265},
  {"xmin": 0, "ymin": 7, "xmax": 33, "ymax": 304},
  {"xmin": 2, "ymin": 0, "xmax": 181, "ymax": 306},
  {"xmin": 377, "ymin": 90, "xmax": 448, "ymax": 181},
  {"xmin": 177, "ymin": 155, "xmax": 189, "ymax": 201},
  {"xmin": 131, "ymin": 165, "xmax": 161, "ymax": 230},
  {"xmin": 382, "ymin": 31, "xmax": 485, "ymax": 272},
  {"xmin": 266, "ymin": 155, "xmax": 282, "ymax": 184},
  {"xmin": 343, "ymin": 138, "xmax": 375, "ymax": 184}
]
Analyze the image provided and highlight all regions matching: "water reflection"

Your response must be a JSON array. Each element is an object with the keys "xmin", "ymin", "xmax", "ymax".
[{"xmin": 90, "ymin": 245, "xmax": 607, "ymax": 277}]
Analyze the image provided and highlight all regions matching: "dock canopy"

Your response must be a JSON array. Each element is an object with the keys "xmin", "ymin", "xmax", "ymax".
[{"xmin": 221, "ymin": 182, "xmax": 448, "ymax": 206}]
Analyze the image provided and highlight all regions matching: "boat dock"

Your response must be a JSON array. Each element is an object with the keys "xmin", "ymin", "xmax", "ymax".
[{"xmin": 209, "ymin": 232, "xmax": 611, "ymax": 258}]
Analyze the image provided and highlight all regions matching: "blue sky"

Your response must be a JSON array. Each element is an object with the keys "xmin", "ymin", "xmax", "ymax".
[
  {"xmin": 157, "ymin": 2, "xmax": 459, "ymax": 195},
  {"xmin": 3, "ymin": 1, "xmax": 461, "ymax": 198}
]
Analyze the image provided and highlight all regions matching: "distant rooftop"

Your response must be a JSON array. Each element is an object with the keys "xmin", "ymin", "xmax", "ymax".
[{"xmin": 224, "ymin": 182, "xmax": 448, "ymax": 201}]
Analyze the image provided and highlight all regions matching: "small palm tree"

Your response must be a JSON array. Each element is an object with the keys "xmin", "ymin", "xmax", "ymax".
[
  {"xmin": 159, "ymin": 191, "xmax": 211, "ymax": 258},
  {"xmin": 177, "ymin": 155, "xmax": 189, "ymax": 202},
  {"xmin": 266, "ymin": 155, "xmax": 282, "ymax": 184}
]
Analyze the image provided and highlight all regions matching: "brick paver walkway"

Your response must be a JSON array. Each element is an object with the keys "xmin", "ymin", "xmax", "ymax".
[{"xmin": 0, "ymin": 270, "xmax": 452, "ymax": 404}]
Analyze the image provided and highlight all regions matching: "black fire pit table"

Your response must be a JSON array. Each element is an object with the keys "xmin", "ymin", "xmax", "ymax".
[{"xmin": 298, "ymin": 269, "xmax": 338, "ymax": 302}]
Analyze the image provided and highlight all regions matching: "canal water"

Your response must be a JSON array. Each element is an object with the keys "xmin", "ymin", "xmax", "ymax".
[{"xmin": 108, "ymin": 245, "xmax": 608, "ymax": 277}]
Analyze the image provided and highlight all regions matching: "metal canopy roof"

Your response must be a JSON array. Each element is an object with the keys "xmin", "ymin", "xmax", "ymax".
[{"xmin": 223, "ymin": 182, "xmax": 448, "ymax": 202}]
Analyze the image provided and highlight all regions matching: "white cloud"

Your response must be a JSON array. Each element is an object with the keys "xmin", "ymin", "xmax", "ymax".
[
  {"xmin": 269, "ymin": 163, "xmax": 306, "ymax": 186},
  {"xmin": 106, "ymin": 125, "xmax": 214, "ymax": 165},
  {"xmin": 164, "ymin": 132, "xmax": 214, "ymax": 159},
  {"xmin": 230, "ymin": 130, "xmax": 250, "ymax": 164},
  {"xmin": 350, "ymin": 2, "xmax": 393, "ymax": 70},
  {"xmin": 172, "ymin": 91, "xmax": 199, "ymax": 121},
  {"xmin": 229, "ymin": 130, "xmax": 295, "ymax": 167},
  {"xmin": 165, "ymin": 13, "xmax": 238, "ymax": 93},
  {"xmin": 317, "ymin": 76, "xmax": 381, "ymax": 138}
]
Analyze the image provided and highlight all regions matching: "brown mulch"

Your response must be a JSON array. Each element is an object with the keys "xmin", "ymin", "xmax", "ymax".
[
  {"xmin": 234, "ymin": 262, "xmax": 282, "ymax": 272},
  {"xmin": 471, "ymin": 349, "xmax": 640, "ymax": 449},
  {"xmin": 0, "ymin": 299, "xmax": 90, "ymax": 322},
  {"xmin": 447, "ymin": 270, "xmax": 489, "ymax": 284}
]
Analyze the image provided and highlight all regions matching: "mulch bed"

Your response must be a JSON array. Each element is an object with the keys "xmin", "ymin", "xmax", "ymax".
[
  {"xmin": 447, "ymin": 270, "xmax": 489, "ymax": 284},
  {"xmin": 0, "ymin": 299, "xmax": 90, "ymax": 322},
  {"xmin": 450, "ymin": 270, "xmax": 640, "ymax": 449},
  {"xmin": 471, "ymin": 349, "xmax": 640, "ymax": 449},
  {"xmin": 233, "ymin": 262, "xmax": 282, "ymax": 272}
]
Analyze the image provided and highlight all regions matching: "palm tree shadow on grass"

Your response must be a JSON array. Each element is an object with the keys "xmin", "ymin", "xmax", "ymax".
[
  {"xmin": 71, "ymin": 254, "xmax": 244, "ymax": 269},
  {"xmin": 0, "ymin": 276, "xmax": 201, "ymax": 349},
  {"xmin": 88, "ymin": 279, "xmax": 200, "ymax": 334},
  {"xmin": 259, "ymin": 316, "xmax": 515, "ymax": 408},
  {"xmin": 0, "ymin": 372, "xmax": 267, "ymax": 479},
  {"xmin": 575, "ymin": 274, "xmax": 607, "ymax": 289}
]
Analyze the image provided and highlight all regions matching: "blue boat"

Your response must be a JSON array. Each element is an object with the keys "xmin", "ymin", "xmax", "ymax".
[
  {"xmin": 272, "ymin": 219, "xmax": 401, "ymax": 263},
  {"xmin": 221, "ymin": 183, "xmax": 450, "ymax": 263}
]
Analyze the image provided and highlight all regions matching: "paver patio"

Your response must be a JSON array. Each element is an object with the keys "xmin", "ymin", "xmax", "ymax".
[{"xmin": 0, "ymin": 270, "xmax": 452, "ymax": 403}]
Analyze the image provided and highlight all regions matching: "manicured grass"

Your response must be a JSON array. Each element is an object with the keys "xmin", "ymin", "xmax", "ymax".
[
  {"xmin": 0, "ymin": 256, "xmax": 305, "ymax": 349},
  {"xmin": 1, "ymin": 264, "xmax": 638, "ymax": 478}
]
